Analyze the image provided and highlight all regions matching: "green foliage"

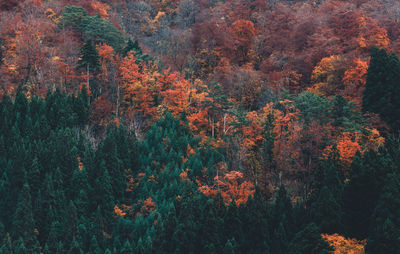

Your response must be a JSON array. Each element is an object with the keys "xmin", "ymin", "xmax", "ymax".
[
  {"xmin": 288, "ymin": 223, "xmax": 332, "ymax": 254},
  {"xmin": 60, "ymin": 6, "xmax": 124, "ymax": 51},
  {"xmin": 363, "ymin": 47, "xmax": 400, "ymax": 132}
]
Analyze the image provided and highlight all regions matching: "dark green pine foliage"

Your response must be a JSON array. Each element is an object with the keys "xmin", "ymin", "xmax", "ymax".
[
  {"xmin": 78, "ymin": 40, "xmax": 100, "ymax": 74},
  {"xmin": 46, "ymin": 221, "xmax": 63, "ymax": 254},
  {"xmin": 223, "ymin": 238, "xmax": 238, "ymax": 254},
  {"xmin": 288, "ymin": 223, "xmax": 333, "ymax": 254},
  {"xmin": 0, "ymin": 233, "xmax": 13, "ymax": 254},
  {"xmin": 309, "ymin": 159, "xmax": 344, "ymax": 234},
  {"xmin": 12, "ymin": 184, "xmax": 40, "ymax": 254},
  {"xmin": 120, "ymin": 240, "xmax": 134, "ymax": 254},
  {"xmin": 122, "ymin": 38, "xmax": 152, "ymax": 62},
  {"xmin": 344, "ymin": 149, "xmax": 392, "ymax": 239},
  {"xmin": 96, "ymin": 124, "xmax": 136, "ymax": 201},
  {"xmin": 270, "ymin": 185, "xmax": 294, "ymax": 254},
  {"xmin": 0, "ymin": 172, "xmax": 12, "ymax": 228},
  {"xmin": 310, "ymin": 186, "xmax": 342, "ymax": 234},
  {"xmin": 362, "ymin": 47, "xmax": 400, "ymax": 132},
  {"xmin": 60, "ymin": 5, "xmax": 124, "ymax": 51},
  {"xmin": 366, "ymin": 173, "xmax": 400, "ymax": 254},
  {"xmin": 68, "ymin": 236, "xmax": 83, "ymax": 254},
  {"xmin": 64, "ymin": 201, "xmax": 79, "ymax": 249},
  {"xmin": 89, "ymin": 235, "xmax": 102, "ymax": 254},
  {"xmin": 13, "ymin": 238, "xmax": 27, "ymax": 254},
  {"xmin": 238, "ymin": 188, "xmax": 271, "ymax": 253}
]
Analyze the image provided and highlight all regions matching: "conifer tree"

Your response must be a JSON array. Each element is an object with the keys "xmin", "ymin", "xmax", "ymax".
[
  {"xmin": 366, "ymin": 173, "xmax": 400, "ymax": 253},
  {"xmin": 89, "ymin": 235, "xmax": 102, "ymax": 254},
  {"xmin": 121, "ymin": 240, "xmax": 134, "ymax": 254},
  {"xmin": 362, "ymin": 47, "xmax": 400, "ymax": 132},
  {"xmin": 310, "ymin": 186, "xmax": 343, "ymax": 233},
  {"xmin": 12, "ymin": 184, "xmax": 39, "ymax": 253},
  {"xmin": 0, "ymin": 233, "xmax": 13, "ymax": 254},
  {"xmin": 13, "ymin": 238, "xmax": 27, "ymax": 254},
  {"xmin": 288, "ymin": 223, "xmax": 332, "ymax": 254},
  {"xmin": 68, "ymin": 236, "xmax": 83, "ymax": 254}
]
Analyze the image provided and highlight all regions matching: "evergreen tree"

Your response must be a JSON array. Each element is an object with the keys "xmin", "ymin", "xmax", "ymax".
[
  {"xmin": 13, "ymin": 238, "xmax": 27, "ymax": 254},
  {"xmin": 310, "ymin": 186, "xmax": 343, "ymax": 233},
  {"xmin": 64, "ymin": 200, "xmax": 78, "ymax": 247},
  {"xmin": 121, "ymin": 240, "xmax": 134, "ymax": 254},
  {"xmin": 362, "ymin": 47, "xmax": 400, "ymax": 132},
  {"xmin": 223, "ymin": 238, "xmax": 238, "ymax": 254},
  {"xmin": 344, "ymin": 150, "xmax": 389, "ymax": 238},
  {"xmin": 12, "ymin": 184, "xmax": 39, "ymax": 253},
  {"xmin": 78, "ymin": 40, "xmax": 100, "ymax": 96},
  {"xmin": 288, "ymin": 223, "xmax": 332, "ymax": 254},
  {"xmin": 68, "ymin": 236, "xmax": 83, "ymax": 254},
  {"xmin": 89, "ymin": 235, "xmax": 102, "ymax": 254},
  {"xmin": 0, "ymin": 233, "xmax": 13, "ymax": 254},
  {"xmin": 366, "ymin": 173, "xmax": 400, "ymax": 253}
]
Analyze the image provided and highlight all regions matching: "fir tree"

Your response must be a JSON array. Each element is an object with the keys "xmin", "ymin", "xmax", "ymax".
[
  {"xmin": 288, "ymin": 223, "xmax": 332, "ymax": 254},
  {"xmin": 12, "ymin": 184, "xmax": 39, "ymax": 253}
]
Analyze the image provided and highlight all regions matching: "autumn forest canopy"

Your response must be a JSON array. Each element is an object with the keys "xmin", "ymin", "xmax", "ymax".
[{"xmin": 1, "ymin": 0, "xmax": 400, "ymax": 253}]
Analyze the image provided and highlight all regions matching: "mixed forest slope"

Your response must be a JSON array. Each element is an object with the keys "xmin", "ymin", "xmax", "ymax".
[{"xmin": 0, "ymin": 0, "xmax": 400, "ymax": 253}]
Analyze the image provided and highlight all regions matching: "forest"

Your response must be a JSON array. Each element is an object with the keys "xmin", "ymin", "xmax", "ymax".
[{"xmin": 0, "ymin": 0, "xmax": 400, "ymax": 253}]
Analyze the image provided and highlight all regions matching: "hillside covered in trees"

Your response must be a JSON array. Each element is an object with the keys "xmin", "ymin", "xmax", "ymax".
[{"xmin": 1, "ymin": 0, "xmax": 400, "ymax": 253}]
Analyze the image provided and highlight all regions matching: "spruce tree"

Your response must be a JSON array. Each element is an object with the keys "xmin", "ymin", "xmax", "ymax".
[
  {"xmin": 362, "ymin": 47, "xmax": 400, "ymax": 132},
  {"xmin": 89, "ymin": 235, "xmax": 102, "ymax": 254},
  {"xmin": 366, "ymin": 173, "xmax": 400, "ymax": 253},
  {"xmin": 78, "ymin": 40, "xmax": 100, "ymax": 73},
  {"xmin": 288, "ymin": 223, "xmax": 332, "ymax": 254},
  {"xmin": 13, "ymin": 238, "xmax": 27, "ymax": 254},
  {"xmin": 310, "ymin": 186, "xmax": 343, "ymax": 234},
  {"xmin": 0, "ymin": 233, "xmax": 13, "ymax": 254},
  {"xmin": 12, "ymin": 184, "xmax": 39, "ymax": 253},
  {"xmin": 121, "ymin": 240, "xmax": 134, "ymax": 254},
  {"xmin": 68, "ymin": 236, "xmax": 83, "ymax": 254}
]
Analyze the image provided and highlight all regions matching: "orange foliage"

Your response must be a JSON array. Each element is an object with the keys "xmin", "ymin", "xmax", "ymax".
[
  {"xmin": 179, "ymin": 170, "xmax": 190, "ymax": 181},
  {"xmin": 342, "ymin": 58, "xmax": 368, "ymax": 105},
  {"xmin": 242, "ymin": 111, "xmax": 264, "ymax": 150},
  {"xmin": 356, "ymin": 16, "xmax": 389, "ymax": 51},
  {"xmin": 77, "ymin": 157, "xmax": 83, "ymax": 171},
  {"xmin": 160, "ymin": 73, "xmax": 192, "ymax": 116},
  {"xmin": 113, "ymin": 205, "xmax": 126, "ymax": 217},
  {"xmin": 273, "ymin": 100, "xmax": 303, "ymax": 172},
  {"xmin": 229, "ymin": 19, "xmax": 256, "ymax": 46},
  {"xmin": 140, "ymin": 197, "xmax": 156, "ymax": 216},
  {"xmin": 324, "ymin": 132, "xmax": 362, "ymax": 168},
  {"xmin": 310, "ymin": 55, "xmax": 347, "ymax": 97},
  {"xmin": 322, "ymin": 233, "xmax": 366, "ymax": 254},
  {"xmin": 198, "ymin": 170, "xmax": 255, "ymax": 206},
  {"xmin": 90, "ymin": 1, "xmax": 110, "ymax": 18},
  {"xmin": 120, "ymin": 52, "xmax": 159, "ymax": 120}
]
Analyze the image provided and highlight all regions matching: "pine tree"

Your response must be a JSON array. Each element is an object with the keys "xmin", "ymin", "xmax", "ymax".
[
  {"xmin": 12, "ymin": 184, "xmax": 39, "ymax": 253},
  {"xmin": 78, "ymin": 41, "xmax": 100, "ymax": 73},
  {"xmin": 344, "ymin": 150, "xmax": 389, "ymax": 238},
  {"xmin": 13, "ymin": 238, "xmax": 27, "ymax": 254},
  {"xmin": 68, "ymin": 236, "xmax": 83, "ymax": 254},
  {"xmin": 0, "ymin": 233, "xmax": 13, "ymax": 254},
  {"xmin": 223, "ymin": 238, "xmax": 238, "ymax": 254},
  {"xmin": 89, "ymin": 235, "xmax": 102, "ymax": 254},
  {"xmin": 288, "ymin": 223, "xmax": 332, "ymax": 254},
  {"xmin": 310, "ymin": 186, "xmax": 343, "ymax": 233},
  {"xmin": 121, "ymin": 240, "xmax": 134, "ymax": 254},
  {"xmin": 362, "ymin": 47, "xmax": 400, "ymax": 132},
  {"xmin": 64, "ymin": 200, "xmax": 78, "ymax": 248},
  {"xmin": 366, "ymin": 173, "xmax": 400, "ymax": 253}
]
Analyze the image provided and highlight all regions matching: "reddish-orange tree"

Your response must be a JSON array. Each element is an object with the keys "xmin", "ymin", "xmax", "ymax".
[{"xmin": 198, "ymin": 170, "xmax": 255, "ymax": 206}]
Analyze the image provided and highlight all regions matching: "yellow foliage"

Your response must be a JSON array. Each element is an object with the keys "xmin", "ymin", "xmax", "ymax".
[{"xmin": 322, "ymin": 233, "xmax": 366, "ymax": 254}]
